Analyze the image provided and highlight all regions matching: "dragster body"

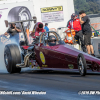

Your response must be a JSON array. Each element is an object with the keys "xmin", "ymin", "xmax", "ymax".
[{"xmin": 3, "ymin": 21, "xmax": 100, "ymax": 76}]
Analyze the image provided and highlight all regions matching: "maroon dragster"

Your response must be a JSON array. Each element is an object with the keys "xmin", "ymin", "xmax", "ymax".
[{"xmin": 4, "ymin": 21, "xmax": 100, "ymax": 76}]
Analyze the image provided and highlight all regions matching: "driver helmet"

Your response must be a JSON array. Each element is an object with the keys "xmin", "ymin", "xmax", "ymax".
[{"xmin": 47, "ymin": 35, "xmax": 57, "ymax": 46}]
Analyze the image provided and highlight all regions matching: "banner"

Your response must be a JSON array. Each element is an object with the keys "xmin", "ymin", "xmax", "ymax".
[{"xmin": 40, "ymin": 6, "xmax": 64, "ymax": 23}]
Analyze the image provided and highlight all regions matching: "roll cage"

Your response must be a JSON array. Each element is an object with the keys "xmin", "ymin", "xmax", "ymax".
[{"xmin": 39, "ymin": 31, "xmax": 65, "ymax": 46}]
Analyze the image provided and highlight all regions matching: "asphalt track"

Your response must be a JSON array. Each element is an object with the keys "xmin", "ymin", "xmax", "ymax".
[{"xmin": 0, "ymin": 69, "xmax": 100, "ymax": 100}]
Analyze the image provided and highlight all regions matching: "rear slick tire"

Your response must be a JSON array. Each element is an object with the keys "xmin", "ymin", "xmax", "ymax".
[{"xmin": 4, "ymin": 44, "xmax": 21, "ymax": 73}]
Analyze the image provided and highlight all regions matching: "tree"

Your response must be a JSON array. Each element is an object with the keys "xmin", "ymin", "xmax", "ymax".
[
  {"xmin": 74, "ymin": 0, "xmax": 89, "ymax": 14},
  {"xmin": 74, "ymin": 0, "xmax": 100, "ymax": 14}
]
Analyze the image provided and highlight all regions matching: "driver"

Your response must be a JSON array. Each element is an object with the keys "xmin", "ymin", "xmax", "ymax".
[{"xmin": 47, "ymin": 35, "xmax": 57, "ymax": 46}]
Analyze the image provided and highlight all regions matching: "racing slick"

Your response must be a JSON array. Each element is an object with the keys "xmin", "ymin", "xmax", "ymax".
[{"xmin": 68, "ymin": 13, "xmax": 86, "ymax": 52}]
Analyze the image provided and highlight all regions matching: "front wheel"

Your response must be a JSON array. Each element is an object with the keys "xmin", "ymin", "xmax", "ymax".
[{"xmin": 77, "ymin": 53, "xmax": 87, "ymax": 76}]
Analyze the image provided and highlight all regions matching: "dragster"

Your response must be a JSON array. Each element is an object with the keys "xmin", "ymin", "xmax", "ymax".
[{"xmin": 3, "ymin": 20, "xmax": 100, "ymax": 76}]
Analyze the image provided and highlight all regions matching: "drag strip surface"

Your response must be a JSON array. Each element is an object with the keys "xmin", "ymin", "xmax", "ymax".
[{"xmin": 0, "ymin": 70, "xmax": 100, "ymax": 100}]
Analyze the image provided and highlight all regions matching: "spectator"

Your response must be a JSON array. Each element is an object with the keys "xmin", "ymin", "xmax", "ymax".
[
  {"xmin": 4, "ymin": 23, "xmax": 21, "ymax": 44},
  {"xmin": 68, "ymin": 13, "xmax": 86, "ymax": 52},
  {"xmin": 79, "ymin": 10, "xmax": 94, "ymax": 56},
  {"xmin": 67, "ymin": 19, "xmax": 72, "ymax": 27},
  {"xmin": 66, "ymin": 14, "xmax": 75, "ymax": 27},
  {"xmin": 30, "ymin": 22, "xmax": 45, "ymax": 37},
  {"xmin": 44, "ymin": 23, "xmax": 49, "ymax": 32}
]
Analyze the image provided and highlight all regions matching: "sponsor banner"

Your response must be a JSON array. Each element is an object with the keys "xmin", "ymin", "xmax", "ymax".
[
  {"xmin": 41, "ymin": 6, "xmax": 64, "ymax": 23},
  {"xmin": 41, "ymin": 6, "xmax": 63, "ymax": 13}
]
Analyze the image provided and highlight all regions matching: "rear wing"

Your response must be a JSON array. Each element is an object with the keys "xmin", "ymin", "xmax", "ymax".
[{"xmin": 5, "ymin": 18, "xmax": 37, "ymax": 27}]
